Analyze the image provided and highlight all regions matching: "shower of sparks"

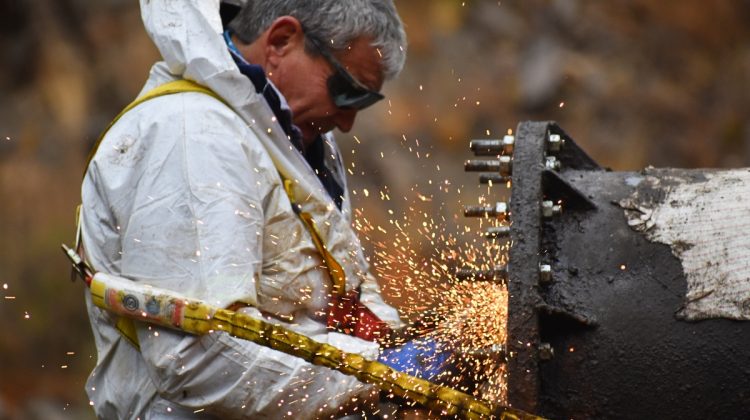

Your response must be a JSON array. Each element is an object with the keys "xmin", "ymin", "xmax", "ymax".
[{"xmin": 353, "ymin": 181, "xmax": 510, "ymax": 404}]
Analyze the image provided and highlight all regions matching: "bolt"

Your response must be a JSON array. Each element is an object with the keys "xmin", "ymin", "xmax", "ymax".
[
  {"xmin": 469, "ymin": 139, "xmax": 502, "ymax": 156},
  {"xmin": 469, "ymin": 136, "xmax": 514, "ymax": 156},
  {"xmin": 464, "ymin": 202, "xmax": 509, "ymax": 220},
  {"xmin": 538, "ymin": 342, "xmax": 555, "ymax": 361},
  {"xmin": 464, "ymin": 156, "xmax": 512, "ymax": 176},
  {"xmin": 547, "ymin": 133, "xmax": 564, "ymax": 153},
  {"xmin": 479, "ymin": 173, "xmax": 511, "ymax": 185},
  {"xmin": 465, "ymin": 159, "xmax": 499, "ymax": 172},
  {"xmin": 455, "ymin": 265, "xmax": 508, "ymax": 284},
  {"xmin": 545, "ymin": 156, "xmax": 561, "ymax": 171},
  {"xmin": 464, "ymin": 156, "xmax": 513, "ymax": 176},
  {"xmin": 461, "ymin": 344, "xmax": 508, "ymax": 361},
  {"xmin": 539, "ymin": 264, "xmax": 553, "ymax": 284},
  {"xmin": 502, "ymin": 135, "xmax": 515, "ymax": 155},
  {"xmin": 485, "ymin": 226, "xmax": 511, "ymax": 240},
  {"xmin": 498, "ymin": 155, "xmax": 512, "ymax": 176},
  {"xmin": 464, "ymin": 158, "xmax": 510, "ymax": 175},
  {"xmin": 541, "ymin": 200, "xmax": 562, "ymax": 218}
]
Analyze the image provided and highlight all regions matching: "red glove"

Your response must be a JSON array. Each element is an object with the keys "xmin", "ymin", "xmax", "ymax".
[{"xmin": 327, "ymin": 289, "xmax": 393, "ymax": 342}]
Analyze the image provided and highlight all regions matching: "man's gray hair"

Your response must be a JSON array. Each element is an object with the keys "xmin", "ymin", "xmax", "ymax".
[{"xmin": 228, "ymin": 0, "xmax": 407, "ymax": 80}]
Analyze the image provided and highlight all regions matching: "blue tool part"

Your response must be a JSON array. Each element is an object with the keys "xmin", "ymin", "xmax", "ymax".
[{"xmin": 378, "ymin": 337, "xmax": 452, "ymax": 381}]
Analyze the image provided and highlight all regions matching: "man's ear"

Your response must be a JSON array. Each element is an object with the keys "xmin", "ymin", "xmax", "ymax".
[{"xmin": 265, "ymin": 16, "xmax": 305, "ymax": 67}]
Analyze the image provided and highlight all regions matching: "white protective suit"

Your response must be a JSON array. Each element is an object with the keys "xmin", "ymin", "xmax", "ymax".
[{"xmin": 81, "ymin": 1, "xmax": 403, "ymax": 418}]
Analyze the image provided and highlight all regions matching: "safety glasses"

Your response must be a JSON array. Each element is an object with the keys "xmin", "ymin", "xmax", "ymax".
[{"xmin": 307, "ymin": 36, "xmax": 384, "ymax": 110}]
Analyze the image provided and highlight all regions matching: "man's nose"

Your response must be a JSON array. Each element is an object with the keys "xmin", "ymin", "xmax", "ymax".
[{"xmin": 334, "ymin": 109, "xmax": 357, "ymax": 133}]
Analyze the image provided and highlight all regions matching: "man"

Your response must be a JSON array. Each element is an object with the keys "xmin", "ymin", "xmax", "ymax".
[{"xmin": 80, "ymin": 1, "xmax": 407, "ymax": 418}]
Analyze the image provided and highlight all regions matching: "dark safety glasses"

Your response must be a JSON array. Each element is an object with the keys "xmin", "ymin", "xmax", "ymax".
[{"xmin": 307, "ymin": 36, "xmax": 384, "ymax": 110}]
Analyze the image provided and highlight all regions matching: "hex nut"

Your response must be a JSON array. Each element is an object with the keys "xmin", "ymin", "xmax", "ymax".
[
  {"xmin": 538, "ymin": 342, "xmax": 555, "ymax": 361},
  {"xmin": 495, "ymin": 201, "xmax": 508, "ymax": 217},
  {"xmin": 502, "ymin": 135, "xmax": 515, "ymax": 155},
  {"xmin": 545, "ymin": 156, "xmax": 561, "ymax": 171},
  {"xmin": 498, "ymin": 155, "xmax": 513, "ymax": 176},
  {"xmin": 539, "ymin": 264, "xmax": 553, "ymax": 284},
  {"xmin": 547, "ymin": 133, "xmax": 563, "ymax": 153},
  {"xmin": 542, "ymin": 200, "xmax": 561, "ymax": 218},
  {"xmin": 542, "ymin": 200, "xmax": 553, "ymax": 217}
]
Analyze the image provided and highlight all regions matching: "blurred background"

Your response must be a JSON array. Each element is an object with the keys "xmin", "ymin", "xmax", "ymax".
[{"xmin": 1, "ymin": 0, "xmax": 749, "ymax": 418}]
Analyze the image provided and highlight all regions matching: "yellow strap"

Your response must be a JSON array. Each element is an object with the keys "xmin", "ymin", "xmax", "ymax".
[
  {"xmin": 115, "ymin": 317, "xmax": 140, "ymax": 348},
  {"xmin": 74, "ymin": 204, "xmax": 82, "ymax": 250},
  {"xmin": 283, "ymin": 179, "xmax": 347, "ymax": 296}
]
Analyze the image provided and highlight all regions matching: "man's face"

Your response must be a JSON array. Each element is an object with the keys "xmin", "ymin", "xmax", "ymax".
[{"xmin": 269, "ymin": 36, "xmax": 384, "ymax": 145}]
